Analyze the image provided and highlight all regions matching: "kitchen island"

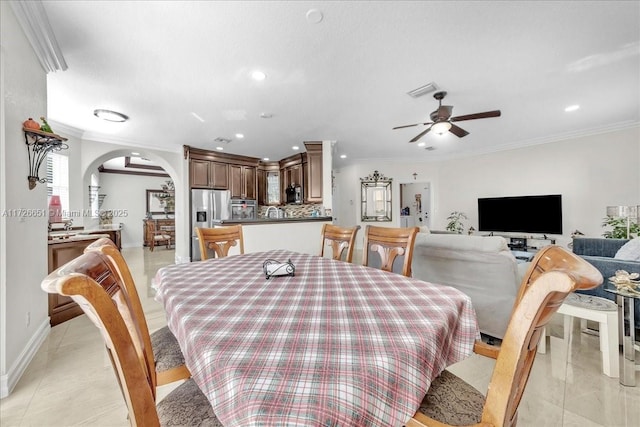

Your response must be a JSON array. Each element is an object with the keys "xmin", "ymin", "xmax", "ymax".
[{"xmin": 209, "ymin": 216, "xmax": 332, "ymax": 255}]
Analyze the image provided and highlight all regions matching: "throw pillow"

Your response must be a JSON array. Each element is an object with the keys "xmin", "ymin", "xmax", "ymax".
[
  {"xmin": 419, "ymin": 225, "xmax": 431, "ymax": 234},
  {"xmin": 614, "ymin": 238, "xmax": 640, "ymax": 261}
]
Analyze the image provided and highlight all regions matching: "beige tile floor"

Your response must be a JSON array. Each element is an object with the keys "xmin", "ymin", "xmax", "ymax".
[{"xmin": 1, "ymin": 247, "xmax": 639, "ymax": 426}]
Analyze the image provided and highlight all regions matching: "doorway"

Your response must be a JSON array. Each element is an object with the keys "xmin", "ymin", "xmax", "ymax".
[{"xmin": 399, "ymin": 182, "xmax": 431, "ymax": 228}]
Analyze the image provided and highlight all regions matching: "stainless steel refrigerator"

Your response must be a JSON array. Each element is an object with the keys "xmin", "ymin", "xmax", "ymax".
[{"xmin": 191, "ymin": 189, "xmax": 231, "ymax": 261}]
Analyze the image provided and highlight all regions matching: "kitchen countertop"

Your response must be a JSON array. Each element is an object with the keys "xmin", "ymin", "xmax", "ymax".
[
  {"xmin": 48, "ymin": 233, "xmax": 110, "ymax": 244},
  {"xmin": 213, "ymin": 216, "xmax": 332, "ymax": 225}
]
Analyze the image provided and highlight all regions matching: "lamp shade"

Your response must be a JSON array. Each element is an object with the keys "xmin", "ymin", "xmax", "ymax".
[{"xmin": 606, "ymin": 205, "xmax": 638, "ymax": 218}]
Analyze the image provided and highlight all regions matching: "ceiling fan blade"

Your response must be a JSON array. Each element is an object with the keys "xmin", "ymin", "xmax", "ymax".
[
  {"xmin": 436, "ymin": 105, "xmax": 453, "ymax": 120},
  {"xmin": 449, "ymin": 123, "xmax": 469, "ymax": 138},
  {"xmin": 450, "ymin": 110, "xmax": 501, "ymax": 122},
  {"xmin": 392, "ymin": 122, "xmax": 432, "ymax": 130},
  {"xmin": 409, "ymin": 127, "xmax": 432, "ymax": 143}
]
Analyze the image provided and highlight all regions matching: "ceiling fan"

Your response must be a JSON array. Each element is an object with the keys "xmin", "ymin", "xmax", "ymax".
[{"xmin": 393, "ymin": 91, "xmax": 501, "ymax": 143}]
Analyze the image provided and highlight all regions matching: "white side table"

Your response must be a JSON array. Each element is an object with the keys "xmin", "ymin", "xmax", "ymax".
[{"xmin": 537, "ymin": 293, "xmax": 619, "ymax": 378}]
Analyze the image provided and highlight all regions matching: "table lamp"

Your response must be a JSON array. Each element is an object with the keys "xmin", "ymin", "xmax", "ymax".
[{"xmin": 606, "ymin": 205, "xmax": 639, "ymax": 238}]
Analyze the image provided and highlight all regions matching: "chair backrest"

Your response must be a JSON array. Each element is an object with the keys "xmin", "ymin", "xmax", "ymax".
[
  {"xmin": 84, "ymin": 238, "xmax": 158, "ymax": 387},
  {"xmin": 362, "ymin": 225, "xmax": 419, "ymax": 277},
  {"xmin": 320, "ymin": 224, "xmax": 361, "ymax": 262},
  {"xmin": 482, "ymin": 245, "xmax": 602, "ymax": 427},
  {"xmin": 41, "ymin": 251, "xmax": 161, "ymax": 426},
  {"xmin": 195, "ymin": 225, "xmax": 244, "ymax": 260}
]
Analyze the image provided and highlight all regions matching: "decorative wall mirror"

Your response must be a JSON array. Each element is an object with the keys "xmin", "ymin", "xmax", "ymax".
[
  {"xmin": 147, "ymin": 189, "xmax": 173, "ymax": 215},
  {"xmin": 360, "ymin": 170, "xmax": 392, "ymax": 222}
]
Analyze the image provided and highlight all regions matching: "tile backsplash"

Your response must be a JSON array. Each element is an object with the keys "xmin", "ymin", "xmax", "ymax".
[{"xmin": 258, "ymin": 204, "xmax": 330, "ymax": 218}]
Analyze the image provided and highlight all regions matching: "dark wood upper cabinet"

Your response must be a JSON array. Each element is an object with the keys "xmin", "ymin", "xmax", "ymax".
[
  {"xmin": 190, "ymin": 159, "xmax": 210, "ymax": 188},
  {"xmin": 211, "ymin": 162, "xmax": 229, "ymax": 189},
  {"xmin": 304, "ymin": 142, "xmax": 323, "ymax": 203},
  {"xmin": 190, "ymin": 159, "xmax": 229, "ymax": 189},
  {"xmin": 230, "ymin": 165, "xmax": 256, "ymax": 199},
  {"xmin": 185, "ymin": 144, "xmax": 320, "ymax": 203}
]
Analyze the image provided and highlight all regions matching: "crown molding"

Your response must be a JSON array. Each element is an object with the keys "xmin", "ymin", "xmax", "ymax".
[{"xmin": 10, "ymin": 0, "xmax": 67, "ymax": 73}]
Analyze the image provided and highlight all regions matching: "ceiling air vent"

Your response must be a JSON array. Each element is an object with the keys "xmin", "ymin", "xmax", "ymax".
[
  {"xmin": 213, "ymin": 137, "xmax": 232, "ymax": 144},
  {"xmin": 407, "ymin": 82, "xmax": 438, "ymax": 98},
  {"xmin": 424, "ymin": 146, "xmax": 436, "ymax": 151}
]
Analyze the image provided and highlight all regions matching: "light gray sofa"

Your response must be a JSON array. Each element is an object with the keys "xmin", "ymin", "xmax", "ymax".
[
  {"xmin": 572, "ymin": 237, "xmax": 640, "ymax": 332},
  {"xmin": 411, "ymin": 233, "xmax": 530, "ymax": 339}
]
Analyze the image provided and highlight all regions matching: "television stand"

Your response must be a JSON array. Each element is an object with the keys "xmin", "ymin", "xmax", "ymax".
[
  {"xmin": 503, "ymin": 236, "xmax": 556, "ymax": 262},
  {"xmin": 511, "ymin": 250, "xmax": 535, "ymax": 263}
]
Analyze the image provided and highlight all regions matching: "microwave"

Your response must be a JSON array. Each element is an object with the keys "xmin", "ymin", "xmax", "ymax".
[{"xmin": 230, "ymin": 200, "xmax": 257, "ymax": 220}]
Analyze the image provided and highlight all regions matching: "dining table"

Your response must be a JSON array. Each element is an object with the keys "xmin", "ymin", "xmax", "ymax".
[{"xmin": 153, "ymin": 249, "xmax": 480, "ymax": 426}]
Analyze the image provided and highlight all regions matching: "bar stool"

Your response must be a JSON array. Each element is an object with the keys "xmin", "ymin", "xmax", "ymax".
[{"xmin": 538, "ymin": 293, "xmax": 619, "ymax": 378}]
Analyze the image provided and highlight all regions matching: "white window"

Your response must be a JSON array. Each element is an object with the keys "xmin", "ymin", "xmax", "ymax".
[
  {"xmin": 90, "ymin": 173, "xmax": 99, "ymax": 217},
  {"xmin": 46, "ymin": 153, "xmax": 69, "ymax": 217}
]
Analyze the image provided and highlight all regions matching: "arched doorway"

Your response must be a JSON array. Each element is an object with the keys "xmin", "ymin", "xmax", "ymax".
[{"xmin": 81, "ymin": 149, "xmax": 182, "ymax": 256}]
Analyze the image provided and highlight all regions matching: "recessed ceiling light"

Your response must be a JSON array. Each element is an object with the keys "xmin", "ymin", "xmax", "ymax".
[
  {"xmin": 251, "ymin": 70, "xmax": 266, "ymax": 81},
  {"xmin": 94, "ymin": 109, "xmax": 128, "ymax": 122},
  {"xmin": 417, "ymin": 142, "xmax": 426, "ymax": 147},
  {"xmin": 263, "ymin": 157, "xmax": 270, "ymax": 161},
  {"xmin": 216, "ymin": 146, "xmax": 224, "ymax": 151},
  {"xmin": 131, "ymin": 152, "xmax": 140, "ymax": 156},
  {"xmin": 340, "ymin": 154, "xmax": 347, "ymax": 159},
  {"xmin": 235, "ymin": 133, "xmax": 244, "ymax": 139},
  {"xmin": 306, "ymin": 9, "xmax": 323, "ymax": 24},
  {"xmin": 564, "ymin": 104, "xmax": 580, "ymax": 112},
  {"xmin": 292, "ymin": 145, "xmax": 300, "ymax": 150}
]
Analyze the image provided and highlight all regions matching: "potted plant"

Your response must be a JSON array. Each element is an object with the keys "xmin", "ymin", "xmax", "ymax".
[
  {"xmin": 601, "ymin": 216, "xmax": 639, "ymax": 239},
  {"xmin": 445, "ymin": 211, "xmax": 467, "ymax": 234}
]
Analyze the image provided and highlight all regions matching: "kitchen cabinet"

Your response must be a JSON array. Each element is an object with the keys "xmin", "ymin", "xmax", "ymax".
[
  {"xmin": 48, "ymin": 235, "xmax": 109, "ymax": 326},
  {"xmin": 279, "ymin": 153, "xmax": 304, "ymax": 204},
  {"xmin": 303, "ymin": 142, "xmax": 323, "ymax": 203},
  {"xmin": 190, "ymin": 159, "xmax": 229, "ymax": 189},
  {"xmin": 230, "ymin": 165, "xmax": 257, "ymax": 199},
  {"xmin": 81, "ymin": 228, "xmax": 122, "ymax": 250},
  {"xmin": 283, "ymin": 165, "xmax": 303, "ymax": 190}
]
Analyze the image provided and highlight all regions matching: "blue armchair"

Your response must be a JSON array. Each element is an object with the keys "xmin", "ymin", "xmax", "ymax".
[{"xmin": 572, "ymin": 237, "xmax": 640, "ymax": 331}]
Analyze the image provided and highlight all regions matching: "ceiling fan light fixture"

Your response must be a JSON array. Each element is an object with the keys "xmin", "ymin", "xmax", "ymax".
[{"xmin": 432, "ymin": 121, "xmax": 451, "ymax": 135}]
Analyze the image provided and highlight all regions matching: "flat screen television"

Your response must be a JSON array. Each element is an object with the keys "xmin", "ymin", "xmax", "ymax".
[{"xmin": 478, "ymin": 194, "xmax": 563, "ymax": 235}]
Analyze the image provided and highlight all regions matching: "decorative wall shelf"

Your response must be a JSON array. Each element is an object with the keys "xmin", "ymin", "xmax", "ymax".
[{"xmin": 23, "ymin": 127, "xmax": 68, "ymax": 190}]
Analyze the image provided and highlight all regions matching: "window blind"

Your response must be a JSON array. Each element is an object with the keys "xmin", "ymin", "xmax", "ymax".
[{"xmin": 46, "ymin": 153, "xmax": 69, "ymax": 216}]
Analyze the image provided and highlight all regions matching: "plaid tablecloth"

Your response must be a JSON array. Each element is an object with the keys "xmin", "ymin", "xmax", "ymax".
[{"xmin": 154, "ymin": 250, "xmax": 479, "ymax": 426}]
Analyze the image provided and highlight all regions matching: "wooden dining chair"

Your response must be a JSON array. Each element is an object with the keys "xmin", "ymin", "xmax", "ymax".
[
  {"xmin": 146, "ymin": 220, "xmax": 172, "ymax": 251},
  {"xmin": 320, "ymin": 224, "xmax": 361, "ymax": 262},
  {"xmin": 196, "ymin": 225, "xmax": 244, "ymax": 260},
  {"xmin": 362, "ymin": 225, "xmax": 419, "ymax": 277},
  {"xmin": 407, "ymin": 245, "xmax": 602, "ymax": 427},
  {"xmin": 84, "ymin": 237, "xmax": 189, "ymax": 386},
  {"xmin": 41, "ymin": 250, "xmax": 222, "ymax": 427}
]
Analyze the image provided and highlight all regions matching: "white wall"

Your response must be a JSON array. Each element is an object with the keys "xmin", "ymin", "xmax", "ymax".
[
  {"xmin": 98, "ymin": 172, "xmax": 171, "ymax": 248},
  {"xmin": 334, "ymin": 126, "xmax": 640, "ymax": 249},
  {"xmin": 1, "ymin": 2, "xmax": 51, "ymax": 397}
]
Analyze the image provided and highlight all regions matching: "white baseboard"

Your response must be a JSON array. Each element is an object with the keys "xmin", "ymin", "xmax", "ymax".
[{"xmin": 0, "ymin": 318, "xmax": 50, "ymax": 398}]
